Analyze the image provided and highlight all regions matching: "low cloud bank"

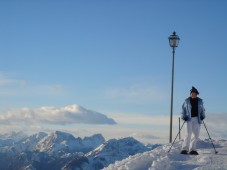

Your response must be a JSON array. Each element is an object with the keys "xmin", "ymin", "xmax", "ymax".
[{"xmin": 0, "ymin": 104, "xmax": 117, "ymax": 125}]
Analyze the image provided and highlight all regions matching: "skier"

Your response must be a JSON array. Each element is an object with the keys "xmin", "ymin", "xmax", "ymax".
[{"xmin": 180, "ymin": 86, "xmax": 206, "ymax": 155}]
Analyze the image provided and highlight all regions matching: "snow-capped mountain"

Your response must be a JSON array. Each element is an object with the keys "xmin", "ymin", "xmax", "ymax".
[
  {"xmin": 103, "ymin": 139, "xmax": 227, "ymax": 170},
  {"xmin": 0, "ymin": 131, "xmax": 151, "ymax": 170},
  {"xmin": 22, "ymin": 132, "xmax": 48, "ymax": 148},
  {"xmin": 35, "ymin": 131, "xmax": 105, "ymax": 154},
  {"xmin": 64, "ymin": 137, "xmax": 150, "ymax": 170},
  {"xmin": 86, "ymin": 137, "xmax": 150, "ymax": 169},
  {"xmin": 83, "ymin": 134, "xmax": 105, "ymax": 151},
  {"xmin": 4, "ymin": 132, "xmax": 48, "ymax": 155},
  {"xmin": 0, "ymin": 131, "xmax": 27, "ymax": 142},
  {"xmin": 0, "ymin": 131, "xmax": 29, "ymax": 152},
  {"xmin": 35, "ymin": 131, "xmax": 83, "ymax": 154}
]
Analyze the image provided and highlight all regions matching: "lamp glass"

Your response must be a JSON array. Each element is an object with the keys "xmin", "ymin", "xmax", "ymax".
[{"xmin": 169, "ymin": 32, "xmax": 180, "ymax": 47}]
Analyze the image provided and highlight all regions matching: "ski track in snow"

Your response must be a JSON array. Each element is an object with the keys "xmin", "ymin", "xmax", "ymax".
[{"xmin": 103, "ymin": 139, "xmax": 227, "ymax": 170}]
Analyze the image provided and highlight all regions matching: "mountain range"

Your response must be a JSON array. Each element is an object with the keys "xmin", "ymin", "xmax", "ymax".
[{"xmin": 0, "ymin": 131, "xmax": 153, "ymax": 170}]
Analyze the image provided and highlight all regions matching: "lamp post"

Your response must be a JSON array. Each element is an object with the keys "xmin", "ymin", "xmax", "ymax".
[{"xmin": 168, "ymin": 31, "xmax": 180, "ymax": 143}]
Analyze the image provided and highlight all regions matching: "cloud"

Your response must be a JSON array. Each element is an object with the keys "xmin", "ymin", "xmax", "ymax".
[
  {"xmin": 112, "ymin": 112, "xmax": 171, "ymax": 126},
  {"xmin": 0, "ymin": 104, "xmax": 117, "ymax": 125},
  {"xmin": 132, "ymin": 133, "xmax": 160, "ymax": 140}
]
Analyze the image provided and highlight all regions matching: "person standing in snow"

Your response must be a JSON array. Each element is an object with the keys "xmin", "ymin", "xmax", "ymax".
[{"xmin": 180, "ymin": 86, "xmax": 206, "ymax": 155}]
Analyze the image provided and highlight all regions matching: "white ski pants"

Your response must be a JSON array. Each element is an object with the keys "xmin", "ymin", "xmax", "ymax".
[{"xmin": 182, "ymin": 117, "xmax": 201, "ymax": 151}]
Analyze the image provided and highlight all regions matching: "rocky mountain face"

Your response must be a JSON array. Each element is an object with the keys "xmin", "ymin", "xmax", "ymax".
[{"xmin": 0, "ymin": 131, "xmax": 152, "ymax": 170}]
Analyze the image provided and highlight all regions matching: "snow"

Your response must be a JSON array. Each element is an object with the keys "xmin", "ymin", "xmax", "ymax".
[
  {"xmin": 83, "ymin": 137, "xmax": 150, "ymax": 170},
  {"xmin": 34, "ymin": 131, "xmax": 105, "ymax": 155},
  {"xmin": 103, "ymin": 139, "xmax": 227, "ymax": 170},
  {"xmin": 1, "ymin": 131, "xmax": 227, "ymax": 170}
]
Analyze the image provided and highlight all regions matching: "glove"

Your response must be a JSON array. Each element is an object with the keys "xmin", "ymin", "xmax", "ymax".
[
  {"xmin": 183, "ymin": 116, "xmax": 189, "ymax": 121},
  {"xmin": 200, "ymin": 116, "xmax": 205, "ymax": 121}
]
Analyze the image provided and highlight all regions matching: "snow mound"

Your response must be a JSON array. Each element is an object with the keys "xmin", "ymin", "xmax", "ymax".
[{"xmin": 104, "ymin": 139, "xmax": 227, "ymax": 170}]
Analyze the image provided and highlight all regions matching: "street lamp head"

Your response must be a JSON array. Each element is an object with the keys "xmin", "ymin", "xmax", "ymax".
[{"xmin": 169, "ymin": 31, "xmax": 180, "ymax": 48}]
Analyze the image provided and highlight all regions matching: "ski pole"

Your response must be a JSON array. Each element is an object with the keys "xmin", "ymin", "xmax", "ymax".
[
  {"xmin": 203, "ymin": 121, "xmax": 218, "ymax": 154},
  {"xmin": 168, "ymin": 121, "xmax": 185, "ymax": 152}
]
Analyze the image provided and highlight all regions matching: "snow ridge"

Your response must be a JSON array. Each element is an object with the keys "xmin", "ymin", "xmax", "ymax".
[{"xmin": 104, "ymin": 139, "xmax": 227, "ymax": 170}]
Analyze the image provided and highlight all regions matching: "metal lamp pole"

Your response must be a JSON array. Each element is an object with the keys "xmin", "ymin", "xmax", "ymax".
[{"xmin": 168, "ymin": 32, "xmax": 180, "ymax": 143}]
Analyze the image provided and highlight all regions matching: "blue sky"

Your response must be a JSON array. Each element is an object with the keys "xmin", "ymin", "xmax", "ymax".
[{"xmin": 0, "ymin": 1, "xmax": 227, "ymax": 143}]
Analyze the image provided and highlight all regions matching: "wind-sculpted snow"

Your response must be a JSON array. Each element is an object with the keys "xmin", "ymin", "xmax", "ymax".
[{"xmin": 104, "ymin": 139, "xmax": 227, "ymax": 170}]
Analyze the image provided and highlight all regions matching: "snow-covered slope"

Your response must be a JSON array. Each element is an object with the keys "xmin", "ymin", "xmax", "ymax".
[{"xmin": 104, "ymin": 139, "xmax": 227, "ymax": 170}]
